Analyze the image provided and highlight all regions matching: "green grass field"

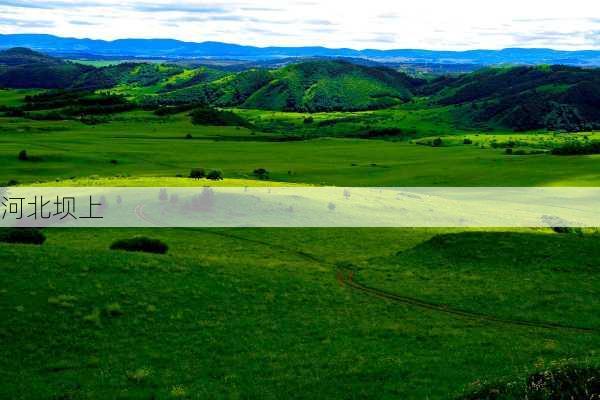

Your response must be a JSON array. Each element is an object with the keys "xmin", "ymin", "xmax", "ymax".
[
  {"xmin": 2, "ymin": 228, "xmax": 599, "ymax": 399},
  {"xmin": 1, "ymin": 88, "xmax": 599, "ymax": 399},
  {"xmin": 1, "ymin": 110, "xmax": 600, "ymax": 187}
]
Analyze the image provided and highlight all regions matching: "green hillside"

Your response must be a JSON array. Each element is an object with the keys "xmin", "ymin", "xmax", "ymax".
[
  {"xmin": 141, "ymin": 60, "xmax": 423, "ymax": 112},
  {"xmin": 3, "ymin": 48, "xmax": 600, "ymax": 131},
  {"xmin": 0, "ymin": 48, "xmax": 93, "ymax": 89},
  {"xmin": 240, "ymin": 60, "xmax": 423, "ymax": 112},
  {"xmin": 425, "ymin": 65, "xmax": 600, "ymax": 131}
]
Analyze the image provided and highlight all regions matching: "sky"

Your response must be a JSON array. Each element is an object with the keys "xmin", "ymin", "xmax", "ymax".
[{"xmin": 0, "ymin": 0, "xmax": 598, "ymax": 50}]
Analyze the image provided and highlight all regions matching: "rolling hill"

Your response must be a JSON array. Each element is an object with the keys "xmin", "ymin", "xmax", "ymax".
[
  {"xmin": 425, "ymin": 65, "xmax": 600, "ymax": 131},
  {"xmin": 0, "ymin": 47, "xmax": 93, "ymax": 89},
  {"xmin": 3, "ymin": 48, "xmax": 600, "ymax": 130},
  {"xmin": 236, "ymin": 60, "xmax": 424, "ymax": 112},
  {"xmin": 107, "ymin": 59, "xmax": 425, "ymax": 112}
]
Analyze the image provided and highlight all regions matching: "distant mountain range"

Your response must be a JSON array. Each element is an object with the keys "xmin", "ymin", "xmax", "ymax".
[{"xmin": 1, "ymin": 34, "xmax": 600, "ymax": 66}]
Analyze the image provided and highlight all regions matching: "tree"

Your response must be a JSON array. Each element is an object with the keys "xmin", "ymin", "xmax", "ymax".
[
  {"xmin": 206, "ymin": 170, "xmax": 223, "ymax": 181},
  {"xmin": 253, "ymin": 168, "xmax": 269, "ymax": 180},
  {"xmin": 189, "ymin": 168, "xmax": 205, "ymax": 180}
]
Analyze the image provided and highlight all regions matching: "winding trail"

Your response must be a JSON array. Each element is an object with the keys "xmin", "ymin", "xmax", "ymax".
[
  {"xmin": 336, "ymin": 270, "xmax": 598, "ymax": 334},
  {"xmin": 134, "ymin": 202, "xmax": 599, "ymax": 335}
]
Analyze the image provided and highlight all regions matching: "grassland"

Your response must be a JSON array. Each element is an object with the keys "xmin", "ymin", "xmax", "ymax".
[
  {"xmin": 2, "ymin": 228, "xmax": 599, "ymax": 399},
  {"xmin": 1, "ymin": 87, "xmax": 599, "ymax": 399},
  {"xmin": 1, "ymin": 104, "xmax": 600, "ymax": 187}
]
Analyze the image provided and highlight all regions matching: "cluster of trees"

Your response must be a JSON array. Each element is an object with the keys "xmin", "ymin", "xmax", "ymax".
[
  {"xmin": 189, "ymin": 168, "xmax": 223, "ymax": 180},
  {"xmin": 189, "ymin": 108, "xmax": 251, "ymax": 128},
  {"xmin": 551, "ymin": 141, "xmax": 600, "ymax": 155},
  {"xmin": 2, "ymin": 90, "xmax": 134, "ymax": 122}
]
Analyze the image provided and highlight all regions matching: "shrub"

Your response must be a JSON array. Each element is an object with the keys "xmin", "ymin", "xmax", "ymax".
[
  {"xmin": 110, "ymin": 159, "xmax": 118, "ymax": 164},
  {"xmin": 253, "ymin": 168, "xmax": 269, "ymax": 180},
  {"xmin": 432, "ymin": 138, "xmax": 443, "ymax": 147},
  {"xmin": 189, "ymin": 168, "xmax": 206, "ymax": 180},
  {"xmin": 190, "ymin": 108, "xmax": 250, "ymax": 127},
  {"xmin": 463, "ymin": 138, "xmax": 473, "ymax": 145},
  {"xmin": 303, "ymin": 116, "xmax": 314, "ymax": 124},
  {"xmin": 110, "ymin": 237, "xmax": 168, "ymax": 254},
  {"xmin": 458, "ymin": 364, "xmax": 600, "ymax": 400},
  {"xmin": 505, "ymin": 148, "xmax": 513, "ymax": 155},
  {"xmin": 551, "ymin": 141, "xmax": 600, "ymax": 156},
  {"xmin": 206, "ymin": 170, "xmax": 223, "ymax": 181},
  {"xmin": 185, "ymin": 133, "xmax": 193, "ymax": 139},
  {"xmin": 18, "ymin": 150, "xmax": 28, "ymax": 161},
  {"xmin": 0, "ymin": 228, "xmax": 46, "ymax": 245}
]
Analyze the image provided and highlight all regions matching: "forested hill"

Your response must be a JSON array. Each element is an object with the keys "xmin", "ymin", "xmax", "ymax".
[
  {"xmin": 0, "ymin": 47, "xmax": 93, "ymax": 88},
  {"xmin": 2, "ymin": 47, "xmax": 600, "ymax": 131},
  {"xmin": 1, "ymin": 49, "xmax": 425, "ymax": 112},
  {"xmin": 424, "ymin": 65, "xmax": 600, "ymax": 131}
]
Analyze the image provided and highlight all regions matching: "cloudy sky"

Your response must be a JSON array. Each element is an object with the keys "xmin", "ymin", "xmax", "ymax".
[{"xmin": 0, "ymin": 0, "xmax": 598, "ymax": 50}]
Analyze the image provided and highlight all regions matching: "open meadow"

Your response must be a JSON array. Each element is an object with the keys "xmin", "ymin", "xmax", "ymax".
[{"xmin": 1, "ymin": 56, "xmax": 600, "ymax": 400}]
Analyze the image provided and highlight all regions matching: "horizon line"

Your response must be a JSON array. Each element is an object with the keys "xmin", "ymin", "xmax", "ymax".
[{"xmin": 1, "ymin": 33, "xmax": 600, "ymax": 53}]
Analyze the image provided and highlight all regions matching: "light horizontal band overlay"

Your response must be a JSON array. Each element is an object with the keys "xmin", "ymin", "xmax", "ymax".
[{"xmin": 1, "ymin": 187, "xmax": 599, "ymax": 228}]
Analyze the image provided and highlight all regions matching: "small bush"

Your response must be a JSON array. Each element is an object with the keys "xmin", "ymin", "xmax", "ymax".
[
  {"xmin": 185, "ymin": 133, "xmax": 193, "ymax": 139},
  {"xmin": 110, "ymin": 237, "xmax": 168, "ymax": 254},
  {"xmin": 110, "ymin": 159, "xmax": 118, "ymax": 164},
  {"xmin": 253, "ymin": 168, "xmax": 269, "ymax": 180},
  {"xmin": 303, "ymin": 116, "xmax": 314, "ymax": 124},
  {"xmin": 458, "ymin": 364, "xmax": 600, "ymax": 400},
  {"xmin": 463, "ymin": 138, "xmax": 473, "ymax": 145},
  {"xmin": 505, "ymin": 148, "xmax": 513, "ymax": 155},
  {"xmin": 0, "ymin": 228, "xmax": 46, "ymax": 245},
  {"xmin": 190, "ymin": 108, "xmax": 250, "ymax": 127},
  {"xmin": 206, "ymin": 170, "xmax": 223, "ymax": 181},
  {"xmin": 432, "ymin": 138, "xmax": 443, "ymax": 147},
  {"xmin": 18, "ymin": 150, "xmax": 28, "ymax": 161},
  {"xmin": 189, "ymin": 168, "xmax": 205, "ymax": 180},
  {"xmin": 127, "ymin": 367, "xmax": 152, "ymax": 383}
]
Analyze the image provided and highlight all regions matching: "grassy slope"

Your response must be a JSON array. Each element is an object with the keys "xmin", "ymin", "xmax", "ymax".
[
  {"xmin": 1, "ymin": 228, "xmax": 598, "ymax": 399},
  {"xmin": 241, "ymin": 61, "xmax": 416, "ymax": 112},
  {"xmin": 1, "ymin": 88, "xmax": 599, "ymax": 399},
  {"xmin": 1, "ymin": 111, "xmax": 599, "ymax": 186}
]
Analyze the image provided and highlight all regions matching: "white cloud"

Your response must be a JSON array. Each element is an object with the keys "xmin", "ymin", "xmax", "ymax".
[{"xmin": 0, "ymin": 0, "xmax": 598, "ymax": 50}]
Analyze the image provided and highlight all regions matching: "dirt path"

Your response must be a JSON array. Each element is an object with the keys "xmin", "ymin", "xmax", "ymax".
[
  {"xmin": 337, "ymin": 270, "xmax": 598, "ymax": 334},
  {"xmin": 135, "ymin": 203, "xmax": 598, "ymax": 334}
]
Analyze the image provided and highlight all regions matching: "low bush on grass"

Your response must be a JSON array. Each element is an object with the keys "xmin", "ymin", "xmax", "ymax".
[
  {"xmin": 432, "ymin": 137, "xmax": 443, "ymax": 147},
  {"xmin": 189, "ymin": 168, "xmax": 206, "ymax": 180},
  {"xmin": 18, "ymin": 150, "xmax": 28, "ymax": 161},
  {"xmin": 253, "ymin": 168, "xmax": 269, "ymax": 180},
  {"xmin": 206, "ymin": 170, "xmax": 223, "ymax": 181},
  {"xmin": 458, "ymin": 364, "xmax": 599, "ymax": 400},
  {"xmin": 190, "ymin": 108, "xmax": 251, "ymax": 127},
  {"xmin": 0, "ymin": 228, "xmax": 46, "ymax": 245},
  {"xmin": 109, "ymin": 237, "xmax": 168, "ymax": 254}
]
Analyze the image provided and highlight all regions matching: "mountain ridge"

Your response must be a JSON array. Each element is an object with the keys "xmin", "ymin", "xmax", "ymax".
[{"xmin": 2, "ymin": 34, "xmax": 600, "ymax": 66}]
